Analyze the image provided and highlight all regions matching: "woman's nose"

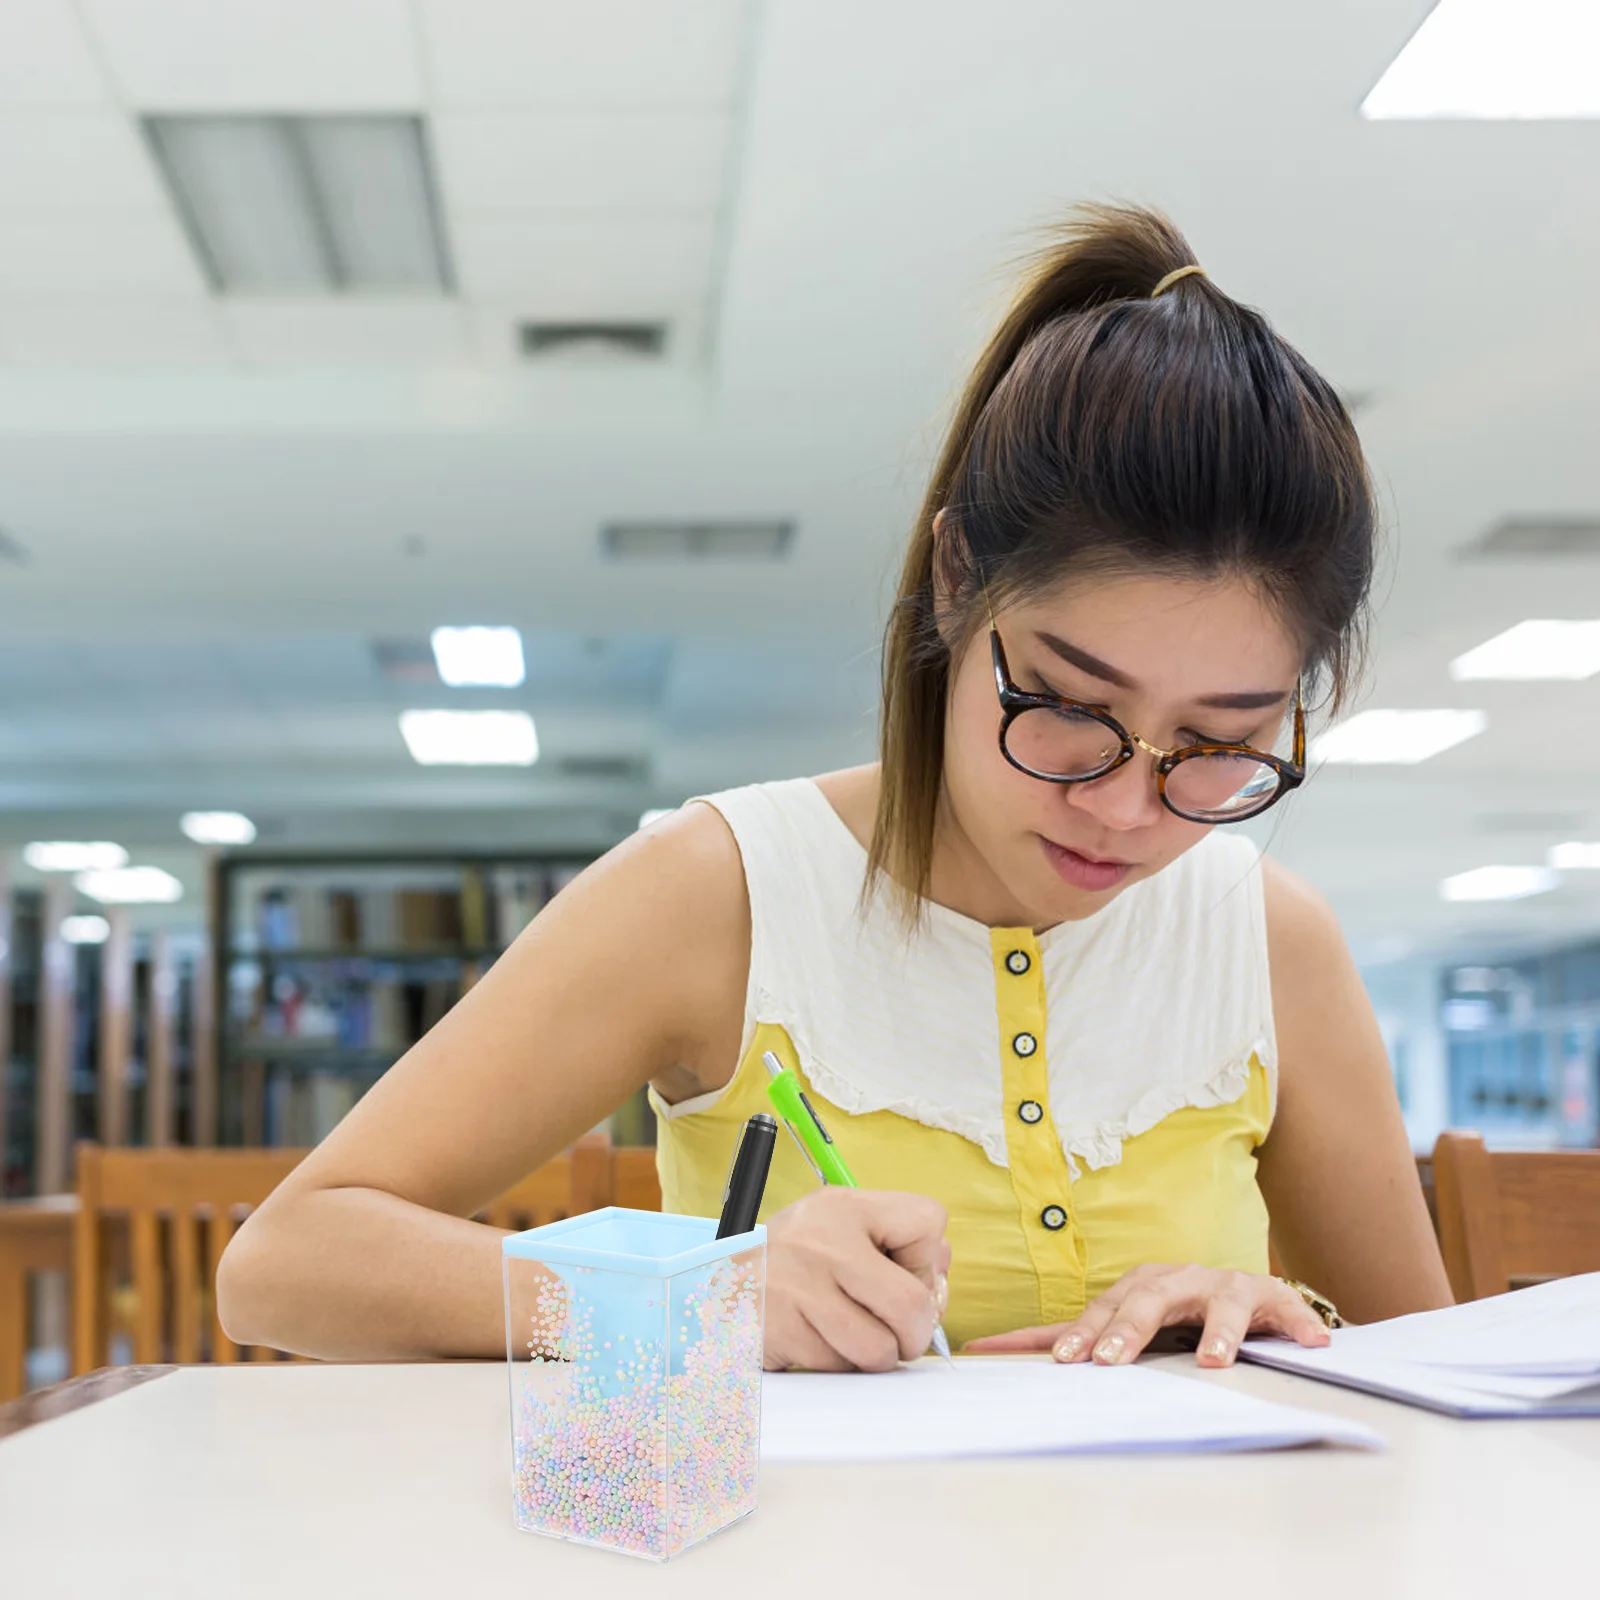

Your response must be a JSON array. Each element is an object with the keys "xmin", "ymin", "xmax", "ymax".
[{"xmin": 1065, "ymin": 751, "xmax": 1165, "ymax": 831}]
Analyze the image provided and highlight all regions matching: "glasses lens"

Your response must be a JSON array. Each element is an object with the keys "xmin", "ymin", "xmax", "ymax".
[
  {"xmin": 1163, "ymin": 752, "xmax": 1283, "ymax": 821},
  {"xmin": 1005, "ymin": 705, "xmax": 1123, "ymax": 780}
]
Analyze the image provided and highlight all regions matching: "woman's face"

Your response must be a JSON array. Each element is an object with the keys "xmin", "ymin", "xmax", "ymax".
[{"xmin": 940, "ymin": 565, "xmax": 1303, "ymax": 926}]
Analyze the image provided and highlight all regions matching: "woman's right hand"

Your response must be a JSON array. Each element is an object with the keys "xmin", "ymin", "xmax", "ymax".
[{"xmin": 761, "ymin": 1187, "xmax": 950, "ymax": 1372}]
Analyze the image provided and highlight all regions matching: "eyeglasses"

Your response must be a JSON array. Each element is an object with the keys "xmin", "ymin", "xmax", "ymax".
[{"xmin": 989, "ymin": 626, "xmax": 1305, "ymax": 824}]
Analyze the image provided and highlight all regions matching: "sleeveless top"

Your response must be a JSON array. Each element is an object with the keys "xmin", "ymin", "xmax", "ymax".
[{"xmin": 650, "ymin": 777, "xmax": 1277, "ymax": 1348}]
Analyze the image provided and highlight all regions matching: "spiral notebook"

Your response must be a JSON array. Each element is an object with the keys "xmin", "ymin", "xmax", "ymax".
[{"xmin": 1239, "ymin": 1271, "xmax": 1600, "ymax": 1417}]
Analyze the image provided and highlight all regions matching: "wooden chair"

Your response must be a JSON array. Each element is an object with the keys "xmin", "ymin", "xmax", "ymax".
[
  {"xmin": 0, "ymin": 1197, "xmax": 76, "ymax": 1403},
  {"xmin": 73, "ymin": 1144, "xmax": 309, "ymax": 1374},
  {"xmin": 68, "ymin": 1136, "xmax": 659, "ymax": 1378},
  {"xmin": 1431, "ymin": 1130, "xmax": 1600, "ymax": 1301}
]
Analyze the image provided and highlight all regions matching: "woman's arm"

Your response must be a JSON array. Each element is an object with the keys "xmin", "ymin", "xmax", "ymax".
[
  {"xmin": 216, "ymin": 805, "xmax": 752, "ymax": 1359},
  {"xmin": 1257, "ymin": 858, "xmax": 1454, "ymax": 1323}
]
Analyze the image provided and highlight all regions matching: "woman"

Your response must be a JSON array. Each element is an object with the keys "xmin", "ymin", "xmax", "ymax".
[{"xmin": 218, "ymin": 205, "xmax": 1452, "ymax": 1372}]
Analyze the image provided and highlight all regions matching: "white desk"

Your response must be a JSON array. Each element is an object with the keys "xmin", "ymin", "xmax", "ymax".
[{"xmin": 2, "ymin": 1356, "xmax": 1596, "ymax": 1596}]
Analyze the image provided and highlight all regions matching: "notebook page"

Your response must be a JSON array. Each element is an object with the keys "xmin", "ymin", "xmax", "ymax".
[{"xmin": 759, "ymin": 1357, "xmax": 1381, "ymax": 1462}]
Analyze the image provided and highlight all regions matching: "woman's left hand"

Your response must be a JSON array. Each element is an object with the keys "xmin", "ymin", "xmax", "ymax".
[{"xmin": 962, "ymin": 1264, "xmax": 1333, "ymax": 1367}]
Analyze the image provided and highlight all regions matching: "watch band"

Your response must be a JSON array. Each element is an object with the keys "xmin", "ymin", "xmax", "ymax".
[{"xmin": 1278, "ymin": 1277, "xmax": 1344, "ymax": 1329}]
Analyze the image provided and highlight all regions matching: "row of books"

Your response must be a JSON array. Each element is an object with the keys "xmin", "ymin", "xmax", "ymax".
[
  {"xmin": 243, "ymin": 865, "xmax": 582, "ymax": 954},
  {"xmin": 264, "ymin": 1071, "xmax": 366, "ymax": 1147},
  {"xmin": 240, "ymin": 973, "xmax": 464, "ymax": 1052}
]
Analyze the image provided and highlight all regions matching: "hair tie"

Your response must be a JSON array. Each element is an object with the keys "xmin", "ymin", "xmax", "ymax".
[{"xmin": 1151, "ymin": 264, "xmax": 1207, "ymax": 298}]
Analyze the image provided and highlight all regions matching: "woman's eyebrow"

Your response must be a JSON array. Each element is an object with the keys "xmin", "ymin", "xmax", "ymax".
[{"xmin": 1033, "ymin": 631, "xmax": 1292, "ymax": 712}]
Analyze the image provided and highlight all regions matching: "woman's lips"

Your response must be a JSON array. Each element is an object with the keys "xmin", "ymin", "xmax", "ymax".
[{"xmin": 1039, "ymin": 836, "xmax": 1133, "ymax": 893}]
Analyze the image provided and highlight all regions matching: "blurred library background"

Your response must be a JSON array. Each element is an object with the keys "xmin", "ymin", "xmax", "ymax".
[{"xmin": 4, "ymin": 0, "xmax": 1600, "ymax": 1391}]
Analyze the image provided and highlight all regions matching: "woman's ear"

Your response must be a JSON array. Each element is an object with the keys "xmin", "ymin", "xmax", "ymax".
[{"xmin": 930, "ymin": 508, "xmax": 973, "ymax": 647}]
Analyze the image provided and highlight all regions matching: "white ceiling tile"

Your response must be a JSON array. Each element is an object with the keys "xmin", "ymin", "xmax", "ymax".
[
  {"xmin": 219, "ymin": 300, "xmax": 471, "ymax": 368},
  {"xmin": 433, "ymin": 110, "xmax": 733, "ymax": 213},
  {"xmin": 451, "ymin": 214, "xmax": 718, "ymax": 303},
  {"xmin": 0, "ymin": 112, "xmax": 169, "ymax": 210},
  {"xmin": 0, "ymin": 1, "xmax": 108, "ymax": 106},
  {"xmin": 416, "ymin": 0, "xmax": 746, "ymax": 107},
  {"xmin": 0, "ymin": 299, "xmax": 231, "ymax": 369},
  {"xmin": 0, "ymin": 214, "xmax": 206, "ymax": 294},
  {"xmin": 81, "ymin": 0, "xmax": 423, "ymax": 111}
]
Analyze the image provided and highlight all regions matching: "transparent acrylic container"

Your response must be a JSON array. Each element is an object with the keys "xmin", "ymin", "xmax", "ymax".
[{"xmin": 503, "ymin": 1207, "xmax": 766, "ymax": 1561}]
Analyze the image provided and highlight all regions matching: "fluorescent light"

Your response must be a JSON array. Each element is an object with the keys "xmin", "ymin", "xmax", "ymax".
[
  {"xmin": 1363, "ymin": 0, "xmax": 1600, "ymax": 120},
  {"xmin": 61, "ymin": 914, "xmax": 111, "ymax": 946},
  {"xmin": 1440, "ymin": 865, "xmax": 1561, "ymax": 902},
  {"xmin": 430, "ymin": 626, "xmax": 526, "ymax": 688},
  {"xmin": 638, "ymin": 809, "xmax": 676, "ymax": 830},
  {"xmin": 144, "ymin": 115, "xmax": 450, "ymax": 294},
  {"xmin": 24, "ymin": 841, "xmax": 128, "ymax": 873},
  {"xmin": 180, "ymin": 811, "xmax": 257, "ymax": 846},
  {"xmin": 399, "ymin": 710, "xmax": 538, "ymax": 766},
  {"xmin": 1311, "ymin": 709, "xmax": 1486, "ymax": 764},
  {"xmin": 76, "ymin": 866, "xmax": 184, "ymax": 905},
  {"xmin": 1550, "ymin": 841, "xmax": 1600, "ymax": 869},
  {"xmin": 1449, "ymin": 620, "xmax": 1600, "ymax": 680}
]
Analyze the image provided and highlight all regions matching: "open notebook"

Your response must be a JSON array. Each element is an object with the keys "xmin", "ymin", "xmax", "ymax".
[
  {"xmin": 1240, "ymin": 1271, "xmax": 1600, "ymax": 1417},
  {"xmin": 759, "ymin": 1357, "xmax": 1381, "ymax": 1462}
]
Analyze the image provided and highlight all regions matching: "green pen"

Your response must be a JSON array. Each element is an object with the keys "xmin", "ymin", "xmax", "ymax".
[{"xmin": 762, "ymin": 1050, "xmax": 953, "ymax": 1364}]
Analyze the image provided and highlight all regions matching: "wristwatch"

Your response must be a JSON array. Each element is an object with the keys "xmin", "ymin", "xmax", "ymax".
[{"xmin": 1278, "ymin": 1277, "xmax": 1344, "ymax": 1329}]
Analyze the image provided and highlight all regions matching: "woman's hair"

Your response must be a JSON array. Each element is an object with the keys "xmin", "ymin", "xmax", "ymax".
[{"xmin": 870, "ymin": 202, "xmax": 1376, "ymax": 908}]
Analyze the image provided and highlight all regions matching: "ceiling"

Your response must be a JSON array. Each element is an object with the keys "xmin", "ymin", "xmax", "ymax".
[{"xmin": 2, "ymin": 0, "xmax": 1600, "ymax": 965}]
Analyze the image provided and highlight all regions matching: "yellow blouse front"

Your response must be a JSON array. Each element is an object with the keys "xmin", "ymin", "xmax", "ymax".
[{"xmin": 654, "ymin": 920, "xmax": 1272, "ymax": 1349}]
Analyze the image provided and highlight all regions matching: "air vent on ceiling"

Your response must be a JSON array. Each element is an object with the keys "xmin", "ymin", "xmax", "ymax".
[
  {"xmin": 555, "ymin": 754, "xmax": 651, "ymax": 781},
  {"xmin": 372, "ymin": 638, "xmax": 440, "ymax": 683},
  {"xmin": 144, "ymin": 114, "xmax": 453, "ymax": 295},
  {"xmin": 518, "ymin": 321, "xmax": 668, "ymax": 360},
  {"xmin": 1461, "ymin": 519, "xmax": 1600, "ymax": 559},
  {"xmin": 1476, "ymin": 811, "xmax": 1587, "ymax": 835},
  {"xmin": 601, "ymin": 520, "xmax": 795, "ymax": 562}
]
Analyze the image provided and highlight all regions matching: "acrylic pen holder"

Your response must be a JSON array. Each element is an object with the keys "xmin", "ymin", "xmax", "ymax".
[{"xmin": 503, "ymin": 1207, "xmax": 766, "ymax": 1561}]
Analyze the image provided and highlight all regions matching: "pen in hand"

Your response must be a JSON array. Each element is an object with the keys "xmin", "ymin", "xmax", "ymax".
[{"xmin": 762, "ymin": 1050, "xmax": 954, "ymax": 1365}]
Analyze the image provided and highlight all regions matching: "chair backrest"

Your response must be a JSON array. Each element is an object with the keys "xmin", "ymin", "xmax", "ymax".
[
  {"xmin": 73, "ymin": 1144, "xmax": 309, "ymax": 1374},
  {"xmin": 613, "ymin": 1145, "xmax": 663, "ymax": 1211},
  {"xmin": 72, "ymin": 1136, "xmax": 664, "ymax": 1375},
  {"xmin": 1431, "ymin": 1130, "xmax": 1600, "ymax": 1300}
]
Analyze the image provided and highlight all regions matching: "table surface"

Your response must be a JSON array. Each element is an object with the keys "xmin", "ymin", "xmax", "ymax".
[{"xmin": 2, "ymin": 1354, "xmax": 1596, "ymax": 1598}]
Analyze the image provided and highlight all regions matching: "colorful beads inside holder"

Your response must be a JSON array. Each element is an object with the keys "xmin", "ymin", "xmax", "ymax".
[{"xmin": 503, "ymin": 1207, "xmax": 765, "ymax": 1561}]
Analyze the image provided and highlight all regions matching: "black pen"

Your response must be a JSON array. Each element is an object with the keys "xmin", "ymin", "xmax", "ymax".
[{"xmin": 715, "ymin": 1113, "xmax": 778, "ymax": 1238}]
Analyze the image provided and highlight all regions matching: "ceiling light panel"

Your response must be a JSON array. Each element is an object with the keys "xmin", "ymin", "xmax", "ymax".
[
  {"xmin": 76, "ymin": 866, "xmax": 185, "ymax": 905},
  {"xmin": 1549, "ymin": 842, "xmax": 1600, "ymax": 869},
  {"xmin": 431, "ymin": 626, "xmax": 526, "ymax": 687},
  {"xmin": 1449, "ymin": 620, "xmax": 1600, "ymax": 680},
  {"xmin": 144, "ymin": 115, "xmax": 452, "ymax": 295},
  {"xmin": 1311, "ymin": 709, "xmax": 1487, "ymax": 765},
  {"xmin": 61, "ymin": 914, "xmax": 112, "ymax": 946},
  {"xmin": 181, "ymin": 811, "xmax": 257, "ymax": 846},
  {"xmin": 24, "ymin": 841, "xmax": 128, "ymax": 873},
  {"xmin": 1440, "ymin": 865, "xmax": 1562, "ymax": 902},
  {"xmin": 399, "ymin": 710, "xmax": 538, "ymax": 766},
  {"xmin": 1363, "ymin": 0, "xmax": 1600, "ymax": 120}
]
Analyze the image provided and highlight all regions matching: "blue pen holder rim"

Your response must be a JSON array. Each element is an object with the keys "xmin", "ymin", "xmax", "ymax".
[{"xmin": 501, "ymin": 1205, "xmax": 765, "ymax": 1277}]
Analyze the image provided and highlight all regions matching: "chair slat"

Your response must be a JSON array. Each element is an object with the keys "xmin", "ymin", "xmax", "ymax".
[
  {"xmin": 207, "ymin": 1210, "xmax": 239, "ymax": 1365},
  {"xmin": 171, "ymin": 1211, "xmax": 201, "ymax": 1364},
  {"xmin": 129, "ymin": 1211, "xmax": 163, "ymax": 1365}
]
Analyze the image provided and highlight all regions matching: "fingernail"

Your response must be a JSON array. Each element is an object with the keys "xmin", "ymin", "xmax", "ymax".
[
  {"xmin": 1201, "ymin": 1337, "xmax": 1231, "ymax": 1364},
  {"xmin": 1053, "ymin": 1332, "xmax": 1084, "ymax": 1361},
  {"xmin": 935, "ymin": 1273, "xmax": 949, "ymax": 1316},
  {"xmin": 1093, "ymin": 1333, "xmax": 1127, "ymax": 1364}
]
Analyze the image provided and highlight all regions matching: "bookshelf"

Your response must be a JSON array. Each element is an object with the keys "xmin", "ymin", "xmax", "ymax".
[{"xmin": 214, "ymin": 852, "xmax": 631, "ymax": 1148}]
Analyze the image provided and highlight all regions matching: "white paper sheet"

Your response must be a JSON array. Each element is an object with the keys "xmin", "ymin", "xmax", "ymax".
[
  {"xmin": 1239, "ymin": 1272, "xmax": 1600, "ymax": 1417},
  {"xmin": 758, "ymin": 1357, "xmax": 1382, "ymax": 1463}
]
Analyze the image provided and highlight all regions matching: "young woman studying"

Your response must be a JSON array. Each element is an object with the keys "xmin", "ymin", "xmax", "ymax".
[{"xmin": 217, "ymin": 205, "xmax": 1453, "ymax": 1373}]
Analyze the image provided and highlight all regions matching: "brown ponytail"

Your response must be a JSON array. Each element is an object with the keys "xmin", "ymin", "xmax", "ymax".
[{"xmin": 869, "ymin": 203, "xmax": 1374, "ymax": 916}]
